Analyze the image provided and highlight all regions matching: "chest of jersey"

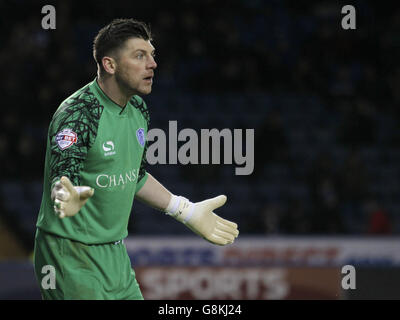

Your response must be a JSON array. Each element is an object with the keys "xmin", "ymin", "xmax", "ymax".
[{"xmin": 82, "ymin": 107, "xmax": 147, "ymax": 191}]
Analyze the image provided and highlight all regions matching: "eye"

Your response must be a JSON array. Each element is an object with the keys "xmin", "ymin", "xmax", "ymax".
[{"xmin": 136, "ymin": 53, "xmax": 144, "ymax": 59}]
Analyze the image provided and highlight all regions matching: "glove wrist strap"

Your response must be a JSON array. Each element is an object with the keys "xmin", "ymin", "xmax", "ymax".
[
  {"xmin": 165, "ymin": 194, "xmax": 181, "ymax": 216},
  {"xmin": 165, "ymin": 195, "xmax": 194, "ymax": 223}
]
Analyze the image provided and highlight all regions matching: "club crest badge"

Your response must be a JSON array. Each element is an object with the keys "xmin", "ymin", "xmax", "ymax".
[
  {"xmin": 136, "ymin": 128, "xmax": 145, "ymax": 147},
  {"xmin": 55, "ymin": 128, "xmax": 78, "ymax": 150}
]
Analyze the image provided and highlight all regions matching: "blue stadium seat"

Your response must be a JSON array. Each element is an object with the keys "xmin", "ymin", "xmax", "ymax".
[
  {"xmin": 264, "ymin": 164, "xmax": 290, "ymax": 177},
  {"xmin": 285, "ymin": 183, "xmax": 310, "ymax": 201},
  {"xmin": 27, "ymin": 181, "xmax": 43, "ymax": 211},
  {"xmin": 255, "ymin": 183, "xmax": 283, "ymax": 203},
  {"xmin": 0, "ymin": 182, "xmax": 24, "ymax": 212},
  {"xmin": 16, "ymin": 202, "xmax": 38, "ymax": 235}
]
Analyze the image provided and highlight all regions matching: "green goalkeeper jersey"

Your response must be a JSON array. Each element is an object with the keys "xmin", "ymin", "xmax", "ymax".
[{"xmin": 36, "ymin": 78, "xmax": 149, "ymax": 244}]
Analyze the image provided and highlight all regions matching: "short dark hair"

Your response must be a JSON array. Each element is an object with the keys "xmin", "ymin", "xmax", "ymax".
[{"xmin": 93, "ymin": 18, "xmax": 152, "ymax": 69}]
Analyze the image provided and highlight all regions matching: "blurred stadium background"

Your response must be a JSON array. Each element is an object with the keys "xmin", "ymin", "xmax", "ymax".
[{"xmin": 1, "ymin": 0, "xmax": 400, "ymax": 299}]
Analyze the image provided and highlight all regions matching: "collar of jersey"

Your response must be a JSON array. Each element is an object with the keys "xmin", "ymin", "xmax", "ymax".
[{"xmin": 90, "ymin": 78, "xmax": 129, "ymax": 116}]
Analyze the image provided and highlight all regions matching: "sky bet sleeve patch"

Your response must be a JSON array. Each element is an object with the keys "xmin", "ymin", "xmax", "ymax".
[{"xmin": 55, "ymin": 128, "xmax": 78, "ymax": 150}]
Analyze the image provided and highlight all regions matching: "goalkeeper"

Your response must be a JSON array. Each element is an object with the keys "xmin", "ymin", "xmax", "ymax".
[{"xmin": 33, "ymin": 18, "xmax": 238, "ymax": 300}]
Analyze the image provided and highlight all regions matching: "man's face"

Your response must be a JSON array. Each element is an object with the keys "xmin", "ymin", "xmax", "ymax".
[{"xmin": 114, "ymin": 38, "xmax": 157, "ymax": 96}]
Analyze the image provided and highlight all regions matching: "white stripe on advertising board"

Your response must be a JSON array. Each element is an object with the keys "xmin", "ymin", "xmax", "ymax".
[{"xmin": 125, "ymin": 236, "xmax": 400, "ymax": 267}]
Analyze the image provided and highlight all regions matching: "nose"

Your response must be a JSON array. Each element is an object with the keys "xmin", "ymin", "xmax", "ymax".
[{"xmin": 148, "ymin": 56, "xmax": 157, "ymax": 70}]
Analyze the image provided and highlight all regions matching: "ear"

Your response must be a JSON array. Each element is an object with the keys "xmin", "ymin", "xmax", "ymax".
[{"xmin": 102, "ymin": 56, "xmax": 117, "ymax": 75}]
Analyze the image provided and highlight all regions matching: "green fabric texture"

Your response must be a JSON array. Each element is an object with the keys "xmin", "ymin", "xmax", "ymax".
[
  {"xmin": 34, "ymin": 229, "xmax": 143, "ymax": 300},
  {"xmin": 36, "ymin": 79, "xmax": 149, "ymax": 244}
]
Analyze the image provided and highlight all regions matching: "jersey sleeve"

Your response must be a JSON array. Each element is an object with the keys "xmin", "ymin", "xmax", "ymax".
[
  {"xmin": 134, "ymin": 98, "xmax": 150, "ymax": 193},
  {"xmin": 48, "ymin": 90, "xmax": 102, "ymax": 188}
]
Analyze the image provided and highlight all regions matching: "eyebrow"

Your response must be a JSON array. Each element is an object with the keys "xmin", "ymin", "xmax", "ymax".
[{"xmin": 133, "ymin": 49, "xmax": 156, "ymax": 55}]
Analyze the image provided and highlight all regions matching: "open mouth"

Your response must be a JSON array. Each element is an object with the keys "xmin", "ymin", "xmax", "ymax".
[{"xmin": 144, "ymin": 76, "xmax": 153, "ymax": 81}]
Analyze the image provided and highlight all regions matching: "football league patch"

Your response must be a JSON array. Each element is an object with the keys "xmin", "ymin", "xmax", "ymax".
[
  {"xmin": 136, "ymin": 128, "xmax": 146, "ymax": 147},
  {"xmin": 55, "ymin": 128, "xmax": 78, "ymax": 150}
]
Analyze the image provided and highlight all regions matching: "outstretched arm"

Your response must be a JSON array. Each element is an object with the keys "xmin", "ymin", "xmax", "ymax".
[
  {"xmin": 134, "ymin": 173, "xmax": 173, "ymax": 211},
  {"xmin": 135, "ymin": 173, "xmax": 239, "ymax": 246}
]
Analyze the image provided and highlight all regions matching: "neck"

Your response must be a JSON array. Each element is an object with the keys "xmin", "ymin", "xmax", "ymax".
[{"xmin": 97, "ymin": 73, "xmax": 131, "ymax": 107}]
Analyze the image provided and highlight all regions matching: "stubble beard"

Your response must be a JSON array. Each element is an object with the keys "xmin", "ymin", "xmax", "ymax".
[{"xmin": 115, "ymin": 70, "xmax": 141, "ymax": 97}]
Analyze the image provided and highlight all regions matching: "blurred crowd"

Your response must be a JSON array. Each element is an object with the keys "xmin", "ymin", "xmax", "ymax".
[{"xmin": 0, "ymin": 0, "xmax": 399, "ymax": 247}]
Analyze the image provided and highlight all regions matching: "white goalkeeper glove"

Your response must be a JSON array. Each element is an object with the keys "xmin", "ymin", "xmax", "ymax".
[
  {"xmin": 165, "ymin": 194, "xmax": 239, "ymax": 245},
  {"xmin": 51, "ymin": 176, "xmax": 94, "ymax": 219}
]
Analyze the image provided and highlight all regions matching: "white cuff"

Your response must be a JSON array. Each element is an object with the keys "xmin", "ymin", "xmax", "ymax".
[
  {"xmin": 165, "ymin": 195, "xmax": 194, "ymax": 223},
  {"xmin": 165, "ymin": 195, "xmax": 182, "ymax": 216}
]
